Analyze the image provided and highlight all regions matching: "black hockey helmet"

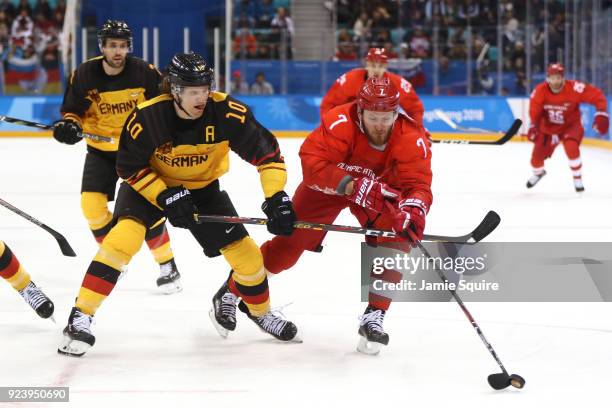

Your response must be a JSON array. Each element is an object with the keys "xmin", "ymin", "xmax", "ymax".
[
  {"xmin": 167, "ymin": 52, "xmax": 214, "ymax": 89},
  {"xmin": 97, "ymin": 19, "xmax": 133, "ymax": 52}
]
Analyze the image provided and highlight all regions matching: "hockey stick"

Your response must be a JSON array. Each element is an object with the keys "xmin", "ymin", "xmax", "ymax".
[
  {"xmin": 0, "ymin": 198, "xmax": 76, "ymax": 257},
  {"xmin": 195, "ymin": 211, "xmax": 500, "ymax": 244},
  {"xmin": 0, "ymin": 115, "xmax": 114, "ymax": 143},
  {"xmin": 433, "ymin": 109, "xmax": 522, "ymax": 145},
  {"xmin": 407, "ymin": 228, "xmax": 525, "ymax": 390}
]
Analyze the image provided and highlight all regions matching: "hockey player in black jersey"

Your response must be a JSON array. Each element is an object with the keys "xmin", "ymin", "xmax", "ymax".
[
  {"xmin": 58, "ymin": 52, "xmax": 300, "ymax": 357},
  {"xmin": 52, "ymin": 20, "xmax": 181, "ymax": 293}
]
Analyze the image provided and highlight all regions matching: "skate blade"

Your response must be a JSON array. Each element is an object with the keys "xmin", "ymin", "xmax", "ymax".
[
  {"xmin": 208, "ymin": 308, "xmax": 229, "ymax": 339},
  {"xmin": 158, "ymin": 279, "xmax": 183, "ymax": 295},
  {"xmin": 57, "ymin": 336, "xmax": 91, "ymax": 357},
  {"xmin": 357, "ymin": 336, "xmax": 383, "ymax": 355}
]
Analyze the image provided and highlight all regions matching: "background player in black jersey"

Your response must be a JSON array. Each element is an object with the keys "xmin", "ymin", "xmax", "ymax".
[
  {"xmin": 57, "ymin": 52, "xmax": 300, "ymax": 357},
  {"xmin": 52, "ymin": 20, "xmax": 182, "ymax": 293}
]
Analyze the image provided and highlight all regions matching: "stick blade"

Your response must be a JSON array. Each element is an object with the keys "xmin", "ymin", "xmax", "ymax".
[
  {"xmin": 469, "ymin": 211, "xmax": 501, "ymax": 243},
  {"xmin": 495, "ymin": 119, "xmax": 522, "ymax": 145},
  {"xmin": 52, "ymin": 232, "xmax": 76, "ymax": 257},
  {"xmin": 487, "ymin": 373, "xmax": 511, "ymax": 390}
]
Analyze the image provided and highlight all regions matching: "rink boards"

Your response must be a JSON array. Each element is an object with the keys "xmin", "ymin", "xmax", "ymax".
[{"xmin": 0, "ymin": 95, "xmax": 609, "ymax": 145}]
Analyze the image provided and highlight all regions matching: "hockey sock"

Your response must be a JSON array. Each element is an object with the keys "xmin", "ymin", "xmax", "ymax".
[
  {"xmin": 563, "ymin": 140, "xmax": 582, "ymax": 180},
  {"xmin": 368, "ymin": 267, "xmax": 403, "ymax": 311},
  {"xmin": 222, "ymin": 237, "xmax": 270, "ymax": 317},
  {"xmin": 0, "ymin": 241, "xmax": 32, "ymax": 291},
  {"xmin": 75, "ymin": 218, "xmax": 146, "ymax": 315},
  {"xmin": 145, "ymin": 221, "xmax": 174, "ymax": 264},
  {"xmin": 81, "ymin": 192, "xmax": 113, "ymax": 244}
]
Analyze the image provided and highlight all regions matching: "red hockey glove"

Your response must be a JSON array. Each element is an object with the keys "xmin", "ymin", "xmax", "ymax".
[
  {"xmin": 593, "ymin": 112, "xmax": 609, "ymax": 136},
  {"xmin": 347, "ymin": 177, "xmax": 399, "ymax": 213},
  {"xmin": 527, "ymin": 124, "xmax": 540, "ymax": 142},
  {"xmin": 392, "ymin": 198, "xmax": 427, "ymax": 242}
]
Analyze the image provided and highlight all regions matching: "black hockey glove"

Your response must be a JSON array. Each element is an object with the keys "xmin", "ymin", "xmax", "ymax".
[
  {"xmin": 52, "ymin": 118, "xmax": 82, "ymax": 145},
  {"xmin": 262, "ymin": 191, "xmax": 296, "ymax": 236},
  {"xmin": 156, "ymin": 186, "xmax": 198, "ymax": 229}
]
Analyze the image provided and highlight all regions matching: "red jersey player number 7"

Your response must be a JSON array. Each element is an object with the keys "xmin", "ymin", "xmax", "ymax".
[
  {"xmin": 240, "ymin": 76, "xmax": 433, "ymax": 355},
  {"xmin": 527, "ymin": 62, "xmax": 609, "ymax": 192}
]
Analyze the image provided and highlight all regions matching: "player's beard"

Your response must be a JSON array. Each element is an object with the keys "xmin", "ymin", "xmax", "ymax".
[
  {"xmin": 104, "ymin": 55, "xmax": 126, "ymax": 70},
  {"xmin": 365, "ymin": 126, "xmax": 393, "ymax": 146}
]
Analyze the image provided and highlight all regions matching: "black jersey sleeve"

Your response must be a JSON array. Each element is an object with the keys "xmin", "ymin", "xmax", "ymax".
[{"xmin": 60, "ymin": 67, "xmax": 92, "ymax": 123}]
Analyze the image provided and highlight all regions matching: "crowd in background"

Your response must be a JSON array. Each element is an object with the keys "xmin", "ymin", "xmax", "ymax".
[
  {"xmin": 330, "ymin": 0, "xmax": 588, "ymax": 94},
  {"xmin": 232, "ymin": 0, "xmax": 295, "ymax": 59},
  {"xmin": 0, "ymin": 0, "xmax": 65, "ymax": 93}
]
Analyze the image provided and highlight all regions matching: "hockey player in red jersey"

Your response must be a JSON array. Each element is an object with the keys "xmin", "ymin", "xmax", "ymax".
[
  {"xmin": 213, "ymin": 77, "xmax": 432, "ymax": 355},
  {"xmin": 527, "ymin": 63, "xmax": 609, "ymax": 191},
  {"xmin": 320, "ymin": 47, "xmax": 425, "ymax": 128}
]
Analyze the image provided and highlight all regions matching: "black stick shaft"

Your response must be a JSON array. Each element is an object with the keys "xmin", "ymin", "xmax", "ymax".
[
  {"xmin": 195, "ymin": 213, "xmax": 497, "ymax": 243},
  {"xmin": 0, "ymin": 115, "xmax": 113, "ymax": 143},
  {"xmin": 0, "ymin": 198, "xmax": 76, "ymax": 257},
  {"xmin": 433, "ymin": 119, "xmax": 522, "ymax": 145},
  {"xmin": 411, "ymin": 235, "xmax": 509, "ymax": 375}
]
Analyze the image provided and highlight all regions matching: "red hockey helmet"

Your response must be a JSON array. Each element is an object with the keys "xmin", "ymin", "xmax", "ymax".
[
  {"xmin": 357, "ymin": 76, "xmax": 400, "ymax": 112},
  {"xmin": 365, "ymin": 47, "xmax": 388, "ymax": 64},
  {"xmin": 546, "ymin": 63, "xmax": 565, "ymax": 77}
]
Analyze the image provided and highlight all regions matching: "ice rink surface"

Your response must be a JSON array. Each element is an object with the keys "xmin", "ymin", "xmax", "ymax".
[{"xmin": 1, "ymin": 137, "xmax": 611, "ymax": 407}]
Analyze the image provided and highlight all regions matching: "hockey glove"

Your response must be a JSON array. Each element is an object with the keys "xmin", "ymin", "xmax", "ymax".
[
  {"xmin": 593, "ymin": 112, "xmax": 609, "ymax": 136},
  {"xmin": 262, "ymin": 191, "xmax": 296, "ymax": 236},
  {"xmin": 392, "ymin": 198, "xmax": 427, "ymax": 243},
  {"xmin": 156, "ymin": 186, "xmax": 198, "ymax": 229},
  {"xmin": 347, "ymin": 177, "xmax": 399, "ymax": 213},
  {"xmin": 52, "ymin": 118, "xmax": 82, "ymax": 145},
  {"xmin": 527, "ymin": 124, "xmax": 540, "ymax": 142}
]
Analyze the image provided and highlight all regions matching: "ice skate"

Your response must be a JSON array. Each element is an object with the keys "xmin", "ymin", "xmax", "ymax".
[
  {"xmin": 58, "ymin": 307, "xmax": 95, "ymax": 357},
  {"xmin": 526, "ymin": 170, "xmax": 547, "ymax": 188},
  {"xmin": 19, "ymin": 281, "xmax": 54, "ymax": 319},
  {"xmin": 238, "ymin": 301, "xmax": 301, "ymax": 342},
  {"xmin": 573, "ymin": 177, "xmax": 585, "ymax": 192},
  {"xmin": 357, "ymin": 306, "xmax": 389, "ymax": 355},
  {"xmin": 209, "ymin": 280, "xmax": 238, "ymax": 338},
  {"xmin": 157, "ymin": 259, "xmax": 182, "ymax": 294}
]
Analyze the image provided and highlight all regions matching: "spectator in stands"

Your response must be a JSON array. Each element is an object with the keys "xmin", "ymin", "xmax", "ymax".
[
  {"xmin": 233, "ymin": 27, "xmax": 258, "ymax": 59},
  {"xmin": 250, "ymin": 71, "xmax": 274, "ymax": 95},
  {"xmin": 0, "ymin": 21, "xmax": 9, "ymax": 58},
  {"xmin": 52, "ymin": 8, "xmax": 63, "ymax": 29},
  {"xmin": 54, "ymin": 0, "xmax": 66, "ymax": 16},
  {"xmin": 352, "ymin": 12, "xmax": 372, "ymax": 43},
  {"xmin": 235, "ymin": 0, "xmax": 256, "ymax": 21},
  {"xmin": 334, "ymin": 29, "xmax": 357, "ymax": 61},
  {"xmin": 332, "ymin": 0, "xmax": 353, "ymax": 26},
  {"xmin": 11, "ymin": 10, "xmax": 33, "ymax": 48},
  {"xmin": 271, "ymin": 7, "xmax": 294, "ymax": 37},
  {"xmin": 372, "ymin": 29, "xmax": 390, "ymax": 48},
  {"xmin": 437, "ymin": 0, "xmax": 458, "ymax": 26},
  {"xmin": 33, "ymin": 0, "xmax": 52, "ymax": 21},
  {"xmin": 510, "ymin": 40, "xmax": 526, "ymax": 71},
  {"xmin": 256, "ymin": 43, "xmax": 273, "ymax": 59},
  {"xmin": 407, "ymin": 27, "xmax": 430, "ymax": 58},
  {"xmin": 271, "ymin": 6, "xmax": 294, "ymax": 59},
  {"xmin": 256, "ymin": 0, "xmax": 275, "ymax": 28},
  {"xmin": 0, "ymin": 0, "xmax": 15, "ymax": 20},
  {"xmin": 236, "ymin": 11, "xmax": 254, "ymax": 30},
  {"xmin": 16, "ymin": 0, "xmax": 32, "ymax": 17},
  {"xmin": 231, "ymin": 70, "xmax": 249, "ymax": 94},
  {"xmin": 457, "ymin": 0, "xmax": 480, "ymax": 26}
]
